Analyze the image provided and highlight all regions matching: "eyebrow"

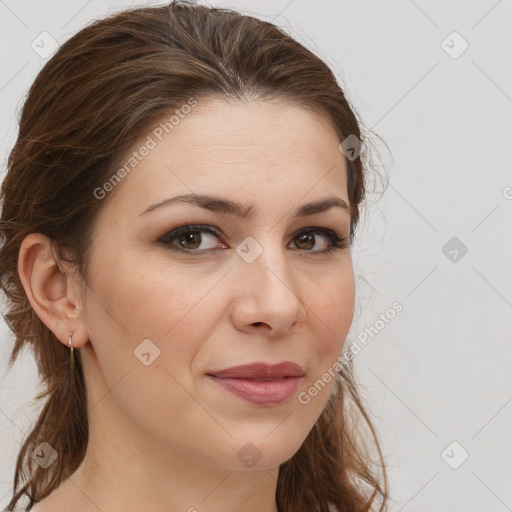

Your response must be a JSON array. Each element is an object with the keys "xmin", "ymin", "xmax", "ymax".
[{"xmin": 138, "ymin": 194, "xmax": 350, "ymax": 219}]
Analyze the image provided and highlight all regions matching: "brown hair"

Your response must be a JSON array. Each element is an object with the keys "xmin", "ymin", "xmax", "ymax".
[{"xmin": 1, "ymin": 1, "xmax": 389, "ymax": 510}]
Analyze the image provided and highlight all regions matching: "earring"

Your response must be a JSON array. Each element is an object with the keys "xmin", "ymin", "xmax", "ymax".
[{"xmin": 68, "ymin": 331, "xmax": 75, "ymax": 380}]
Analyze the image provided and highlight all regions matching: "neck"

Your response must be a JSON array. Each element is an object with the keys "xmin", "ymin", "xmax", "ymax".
[{"xmin": 53, "ymin": 372, "xmax": 281, "ymax": 512}]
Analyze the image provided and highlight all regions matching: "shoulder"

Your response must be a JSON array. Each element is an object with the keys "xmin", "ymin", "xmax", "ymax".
[
  {"xmin": 25, "ymin": 489, "xmax": 89, "ymax": 512},
  {"xmin": 26, "ymin": 502, "xmax": 44, "ymax": 512},
  {"xmin": 28, "ymin": 501, "xmax": 63, "ymax": 512},
  {"xmin": 22, "ymin": 496, "xmax": 60, "ymax": 512},
  {"xmin": 27, "ymin": 499, "xmax": 63, "ymax": 512}
]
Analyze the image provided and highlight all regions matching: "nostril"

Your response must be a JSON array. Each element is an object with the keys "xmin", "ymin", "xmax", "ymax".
[{"xmin": 252, "ymin": 322, "xmax": 272, "ymax": 329}]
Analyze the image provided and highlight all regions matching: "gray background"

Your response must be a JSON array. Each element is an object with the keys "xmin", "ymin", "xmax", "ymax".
[{"xmin": 1, "ymin": 1, "xmax": 511, "ymax": 510}]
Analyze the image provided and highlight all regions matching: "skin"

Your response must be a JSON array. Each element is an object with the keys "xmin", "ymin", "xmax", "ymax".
[{"xmin": 19, "ymin": 98, "xmax": 355, "ymax": 512}]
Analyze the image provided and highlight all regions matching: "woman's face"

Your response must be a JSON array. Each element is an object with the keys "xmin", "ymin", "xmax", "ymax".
[{"xmin": 80, "ymin": 98, "xmax": 355, "ymax": 470}]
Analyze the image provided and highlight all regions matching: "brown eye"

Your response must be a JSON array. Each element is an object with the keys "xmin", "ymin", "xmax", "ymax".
[
  {"xmin": 158, "ymin": 224, "xmax": 348, "ymax": 255},
  {"xmin": 176, "ymin": 230, "xmax": 202, "ymax": 250},
  {"xmin": 290, "ymin": 228, "xmax": 347, "ymax": 253},
  {"xmin": 295, "ymin": 233, "xmax": 315, "ymax": 250},
  {"xmin": 159, "ymin": 225, "xmax": 225, "ymax": 252}
]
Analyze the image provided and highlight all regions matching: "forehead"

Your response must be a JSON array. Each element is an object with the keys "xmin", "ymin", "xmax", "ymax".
[{"xmin": 99, "ymin": 99, "xmax": 349, "ymax": 221}]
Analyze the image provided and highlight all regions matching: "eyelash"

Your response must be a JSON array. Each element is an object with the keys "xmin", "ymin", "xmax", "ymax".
[{"xmin": 157, "ymin": 224, "xmax": 349, "ymax": 255}]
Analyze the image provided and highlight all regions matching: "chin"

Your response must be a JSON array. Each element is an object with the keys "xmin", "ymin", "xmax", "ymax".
[{"xmin": 219, "ymin": 430, "xmax": 305, "ymax": 471}]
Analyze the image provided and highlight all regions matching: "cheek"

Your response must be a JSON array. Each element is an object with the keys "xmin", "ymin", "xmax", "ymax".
[
  {"xmin": 81, "ymin": 253, "xmax": 220, "ymax": 437},
  {"xmin": 83, "ymin": 250, "xmax": 224, "ymax": 381},
  {"xmin": 294, "ymin": 266, "xmax": 354, "ymax": 415},
  {"xmin": 304, "ymin": 265, "xmax": 355, "ymax": 356}
]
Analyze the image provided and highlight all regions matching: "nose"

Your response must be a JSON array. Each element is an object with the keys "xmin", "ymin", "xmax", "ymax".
[{"xmin": 230, "ymin": 241, "xmax": 307, "ymax": 336}]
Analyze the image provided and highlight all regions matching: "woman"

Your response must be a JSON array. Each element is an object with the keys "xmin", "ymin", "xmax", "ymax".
[{"xmin": 1, "ymin": 1, "xmax": 388, "ymax": 511}]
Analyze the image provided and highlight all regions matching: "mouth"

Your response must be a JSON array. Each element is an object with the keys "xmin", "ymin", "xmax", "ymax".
[
  {"xmin": 206, "ymin": 361, "xmax": 305, "ymax": 406},
  {"xmin": 206, "ymin": 361, "xmax": 305, "ymax": 380}
]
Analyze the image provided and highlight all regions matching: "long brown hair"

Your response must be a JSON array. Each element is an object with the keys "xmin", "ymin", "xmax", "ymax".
[{"xmin": 1, "ymin": 2, "xmax": 389, "ymax": 510}]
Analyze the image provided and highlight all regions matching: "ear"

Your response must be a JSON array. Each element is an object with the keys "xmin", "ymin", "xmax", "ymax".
[{"xmin": 18, "ymin": 233, "xmax": 88, "ymax": 349}]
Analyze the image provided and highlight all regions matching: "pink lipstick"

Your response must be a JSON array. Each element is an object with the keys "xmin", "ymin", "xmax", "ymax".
[{"xmin": 206, "ymin": 362, "xmax": 304, "ymax": 406}]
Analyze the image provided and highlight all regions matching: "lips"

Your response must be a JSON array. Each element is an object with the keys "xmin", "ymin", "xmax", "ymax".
[
  {"xmin": 207, "ymin": 361, "xmax": 305, "ymax": 380},
  {"xmin": 206, "ymin": 362, "xmax": 305, "ymax": 406}
]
